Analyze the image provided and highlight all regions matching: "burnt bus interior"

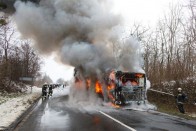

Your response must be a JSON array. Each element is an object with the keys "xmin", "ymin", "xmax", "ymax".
[{"xmin": 111, "ymin": 71, "xmax": 146, "ymax": 105}]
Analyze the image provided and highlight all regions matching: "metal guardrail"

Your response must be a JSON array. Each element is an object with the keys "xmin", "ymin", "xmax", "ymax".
[
  {"xmin": 148, "ymin": 89, "xmax": 196, "ymax": 106},
  {"xmin": 148, "ymin": 89, "xmax": 174, "ymax": 96}
]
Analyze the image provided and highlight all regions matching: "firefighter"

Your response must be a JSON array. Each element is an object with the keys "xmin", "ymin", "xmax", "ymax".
[
  {"xmin": 175, "ymin": 88, "xmax": 188, "ymax": 114},
  {"xmin": 48, "ymin": 84, "xmax": 53, "ymax": 96},
  {"xmin": 42, "ymin": 83, "xmax": 48, "ymax": 99}
]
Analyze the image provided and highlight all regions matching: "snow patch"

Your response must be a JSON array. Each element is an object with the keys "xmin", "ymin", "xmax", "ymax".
[{"xmin": 0, "ymin": 86, "xmax": 41, "ymax": 130}]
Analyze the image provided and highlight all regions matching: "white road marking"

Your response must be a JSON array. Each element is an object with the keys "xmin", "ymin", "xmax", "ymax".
[{"xmin": 99, "ymin": 111, "xmax": 137, "ymax": 131}]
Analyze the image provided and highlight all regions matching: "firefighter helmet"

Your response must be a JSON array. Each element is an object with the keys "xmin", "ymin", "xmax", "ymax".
[{"xmin": 178, "ymin": 88, "xmax": 182, "ymax": 92}]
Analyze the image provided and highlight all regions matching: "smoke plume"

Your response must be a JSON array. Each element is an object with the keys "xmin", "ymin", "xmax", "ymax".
[{"xmin": 13, "ymin": 0, "xmax": 144, "ymax": 103}]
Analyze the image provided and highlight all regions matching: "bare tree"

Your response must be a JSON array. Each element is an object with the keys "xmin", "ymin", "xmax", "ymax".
[
  {"xmin": 21, "ymin": 41, "xmax": 41, "ymax": 77},
  {"xmin": 184, "ymin": 0, "xmax": 196, "ymax": 77},
  {"xmin": 0, "ymin": 18, "xmax": 15, "ymax": 88},
  {"xmin": 9, "ymin": 46, "xmax": 22, "ymax": 81},
  {"xmin": 144, "ymin": 1, "xmax": 196, "ymax": 85},
  {"xmin": 0, "ymin": 19, "xmax": 14, "ymax": 63}
]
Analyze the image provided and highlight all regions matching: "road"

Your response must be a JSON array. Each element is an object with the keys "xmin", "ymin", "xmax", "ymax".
[{"xmin": 14, "ymin": 87, "xmax": 196, "ymax": 131}]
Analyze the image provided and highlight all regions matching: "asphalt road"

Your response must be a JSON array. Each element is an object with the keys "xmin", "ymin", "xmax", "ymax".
[{"xmin": 14, "ymin": 87, "xmax": 196, "ymax": 131}]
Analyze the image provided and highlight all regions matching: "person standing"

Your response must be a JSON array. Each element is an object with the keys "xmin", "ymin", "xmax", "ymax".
[
  {"xmin": 175, "ymin": 88, "xmax": 188, "ymax": 114},
  {"xmin": 42, "ymin": 83, "xmax": 48, "ymax": 99},
  {"xmin": 48, "ymin": 84, "xmax": 53, "ymax": 96}
]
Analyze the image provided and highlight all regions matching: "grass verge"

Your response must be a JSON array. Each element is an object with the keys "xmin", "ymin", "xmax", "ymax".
[{"xmin": 147, "ymin": 90, "xmax": 196, "ymax": 120}]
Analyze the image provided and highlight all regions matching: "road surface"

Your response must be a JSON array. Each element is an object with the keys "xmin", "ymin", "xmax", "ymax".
[{"xmin": 14, "ymin": 87, "xmax": 196, "ymax": 131}]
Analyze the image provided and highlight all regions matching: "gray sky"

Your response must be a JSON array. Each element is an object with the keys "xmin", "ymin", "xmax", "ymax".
[{"xmin": 113, "ymin": 0, "xmax": 179, "ymax": 26}]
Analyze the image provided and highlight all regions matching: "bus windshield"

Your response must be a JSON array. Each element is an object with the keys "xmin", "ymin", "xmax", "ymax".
[{"xmin": 120, "ymin": 73, "xmax": 145, "ymax": 86}]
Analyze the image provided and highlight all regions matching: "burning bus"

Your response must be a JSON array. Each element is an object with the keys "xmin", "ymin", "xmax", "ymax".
[
  {"xmin": 107, "ymin": 70, "xmax": 146, "ymax": 105},
  {"xmin": 74, "ymin": 67, "xmax": 147, "ymax": 105}
]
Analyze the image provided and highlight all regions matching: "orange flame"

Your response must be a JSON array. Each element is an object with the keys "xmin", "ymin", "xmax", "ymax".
[
  {"xmin": 111, "ymin": 103, "xmax": 120, "ymax": 108},
  {"xmin": 75, "ymin": 79, "xmax": 120, "ymax": 107},
  {"xmin": 95, "ymin": 81, "xmax": 102, "ymax": 93},
  {"xmin": 95, "ymin": 81, "xmax": 116, "ymax": 94}
]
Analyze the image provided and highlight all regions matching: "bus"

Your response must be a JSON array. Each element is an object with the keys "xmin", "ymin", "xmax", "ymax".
[{"xmin": 107, "ymin": 71, "xmax": 147, "ymax": 105}]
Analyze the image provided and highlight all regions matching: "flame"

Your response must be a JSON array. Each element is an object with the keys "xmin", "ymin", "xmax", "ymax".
[
  {"xmin": 95, "ymin": 80, "xmax": 115, "ymax": 94},
  {"xmin": 95, "ymin": 81, "xmax": 102, "ymax": 93},
  {"xmin": 135, "ymin": 73, "xmax": 143, "ymax": 78},
  {"xmin": 107, "ymin": 83, "xmax": 115, "ymax": 90},
  {"xmin": 111, "ymin": 103, "xmax": 120, "ymax": 108},
  {"xmin": 74, "ymin": 70, "xmax": 121, "ymax": 107}
]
